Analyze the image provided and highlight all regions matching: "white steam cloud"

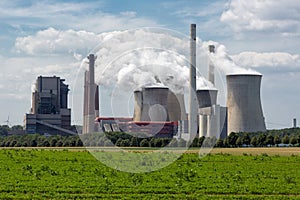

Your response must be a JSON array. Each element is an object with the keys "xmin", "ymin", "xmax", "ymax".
[
  {"xmin": 15, "ymin": 27, "xmax": 261, "ymax": 92},
  {"xmin": 88, "ymin": 29, "xmax": 259, "ymax": 93}
]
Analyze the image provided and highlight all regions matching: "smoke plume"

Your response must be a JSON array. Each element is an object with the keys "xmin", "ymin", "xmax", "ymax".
[{"xmin": 83, "ymin": 29, "xmax": 260, "ymax": 93}]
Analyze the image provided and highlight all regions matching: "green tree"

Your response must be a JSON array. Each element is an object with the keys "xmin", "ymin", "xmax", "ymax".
[
  {"xmin": 282, "ymin": 135, "xmax": 290, "ymax": 144},
  {"xmin": 120, "ymin": 139, "xmax": 130, "ymax": 147},
  {"xmin": 50, "ymin": 138, "xmax": 57, "ymax": 147},
  {"xmin": 43, "ymin": 140, "xmax": 50, "ymax": 147},
  {"xmin": 11, "ymin": 125, "xmax": 23, "ymax": 131},
  {"xmin": 190, "ymin": 138, "xmax": 199, "ymax": 147},
  {"xmin": 289, "ymin": 136, "xmax": 297, "ymax": 146},
  {"xmin": 216, "ymin": 139, "xmax": 224, "ymax": 147},
  {"xmin": 0, "ymin": 125, "xmax": 10, "ymax": 136},
  {"xmin": 236, "ymin": 137, "xmax": 243, "ymax": 147},
  {"xmin": 30, "ymin": 139, "xmax": 37, "ymax": 147},
  {"xmin": 154, "ymin": 138, "xmax": 163, "ymax": 147},
  {"xmin": 56, "ymin": 140, "xmax": 63, "ymax": 147},
  {"xmin": 250, "ymin": 136, "xmax": 258, "ymax": 147},
  {"xmin": 76, "ymin": 138, "xmax": 83, "ymax": 147},
  {"xmin": 223, "ymin": 138, "xmax": 229, "ymax": 147},
  {"xmin": 140, "ymin": 139, "xmax": 149, "ymax": 147},
  {"xmin": 242, "ymin": 133, "xmax": 251, "ymax": 146},
  {"xmin": 198, "ymin": 136, "xmax": 205, "ymax": 147},
  {"xmin": 274, "ymin": 135, "xmax": 281, "ymax": 146},
  {"xmin": 257, "ymin": 134, "xmax": 267, "ymax": 147},
  {"xmin": 228, "ymin": 132, "xmax": 238, "ymax": 147},
  {"xmin": 265, "ymin": 134, "xmax": 274, "ymax": 146},
  {"xmin": 130, "ymin": 137, "xmax": 139, "ymax": 147},
  {"xmin": 115, "ymin": 138, "xmax": 123, "ymax": 147},
  {"xmin": 297, "ymin": 135, "xmax": 300, "ymax": 144},
  {"xmin": 149, "ymin": 138, "xmax": 156, "ymax": 147},
  {"xmin": 63, "ymin": 140, "xmax": 70, "ymax": 147},
  {"xmin": 10, "ymin": 140, "xmax": 17, "ymax": 147}
]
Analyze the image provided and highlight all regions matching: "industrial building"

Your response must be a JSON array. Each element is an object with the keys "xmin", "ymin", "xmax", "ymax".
[
  {"xmin": 20, "ymin": 23, "xmax": 264, "ymax": 140},
  {"xmin": 24, "ymin": 76, "xmax": 75, "ymax": 135},
  {"xmin": 87, "ymin": 24, "xmax": 267, "ymax": 140}
]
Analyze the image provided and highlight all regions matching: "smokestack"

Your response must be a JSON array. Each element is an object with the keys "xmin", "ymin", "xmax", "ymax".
[
  {"xmin": 189, "ymin": 24, "xmax": 198, "ymax": 137},
  {"xmin": 293, "ymin": 118, "xmax": 297, "ymax": 128},
  {"xmin": 227, "ymin": 74, "xmax": 266, "ymax": 134},
  {"xmin": 208, "ymin": 45, "xmax": 215, "ymax": 85},
  {"xmin": 95, "ymin": 84, "xmax": 99, "ymax": 117},
  {"xmin": 83, "ymin": 71, "xmax": 89, "ymax": 134},
  {"xmin": 86, "ymin": 54, "xmax": 96, "ymax": 133}
]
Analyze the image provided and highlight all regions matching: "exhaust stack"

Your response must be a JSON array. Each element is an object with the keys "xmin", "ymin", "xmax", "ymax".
[
  {"xmin": 208, "ymin": 45, "xmax": 215, "ymax": 85},
  {"xmin": 83, "ymin": 54, "xmax": 98, "ymax": 134},
  {"xmin": 188, "ymin": 24, "xmax": 198, "ymax": 137}
]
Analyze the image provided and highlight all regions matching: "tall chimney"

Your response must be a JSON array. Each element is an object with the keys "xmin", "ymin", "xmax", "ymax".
[
  {"xmin": 83, "ymin": 71, "xmax": 89, "ymax": 134},
  {"xmin": 188, "ymin": 24, "xmax": 198, "ymax": 137},
  {"xmin": 86, "ymin": 54, "xmax": 96, "ymax": 133},
  {"xmin": 293, "ymin": 118, "xmax": 297, "ymax": 128},
  {"xmin": 95, "ymin": 84, "xmax": 99, "ymax": 117},
  {"xmin": 208, "ymin": 45, "xmax": 215, "ymax": 85}
]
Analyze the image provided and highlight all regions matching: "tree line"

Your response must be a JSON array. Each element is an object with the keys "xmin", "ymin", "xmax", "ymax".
[{"xmin": 0, "ymin": 126, "xmax": 300, "ymax": 148}]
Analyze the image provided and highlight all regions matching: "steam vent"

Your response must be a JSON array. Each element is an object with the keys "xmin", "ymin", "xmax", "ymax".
[{"xmin": 226, "ymin": 74, "xmax": 266, "ymax": 133}]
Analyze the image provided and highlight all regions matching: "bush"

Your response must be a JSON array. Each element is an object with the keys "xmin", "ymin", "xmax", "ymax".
[
  {"xmin": 140, "ymin": 139, "xmax": 149, "ymax": 147},
  {"xmin": 120, "ymin": 139, "xmax": 130, "ymax": 147}
]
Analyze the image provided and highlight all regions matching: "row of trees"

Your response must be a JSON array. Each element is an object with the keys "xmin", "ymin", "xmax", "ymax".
[
  {"xmin": 0, "ymin": 125, "xmax": 23, "ymax": 136},
  {"xmin": 222, "ymin": 132, "xmax": 300, "ymax": 147},
  {"xmin": 0, "ymin": 126, "xmax": 300, "ymax": 148},
  {"xmin": 0, "ymin": 131, "xmax": 300, "ymax": 148}
]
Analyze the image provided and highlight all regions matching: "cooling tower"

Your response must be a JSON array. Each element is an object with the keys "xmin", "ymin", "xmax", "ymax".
[
  {"xmin": 133, "ymin": 90, "xmax": 142, "ymax": 121},
  {"xmin": 226, "ymin": 74, "xmax": 266, "ymax": 134},
  {"xmin": 196, "ymin": 89, "xmax": 218, "ymax": 108},
  {"xmin": 140, "ymin": 86, "xmax": 169, "ymax": 122},
  {"xmin": 167, "ymin": 91, "xmax": 187, "ymax": 121}
]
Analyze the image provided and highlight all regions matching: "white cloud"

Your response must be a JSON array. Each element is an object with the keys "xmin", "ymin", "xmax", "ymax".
[
  {"xmin": 221, "ymin": 0, "xmax": 300, "ymax": 34},
  {"xmin": 231, "ymin": 52, "xmax": 300, "ymax": 68},
  {"xmin": 15, "ymin": 28, "xmax": 106, "ymax": 55},
  {"xmin": 0, "ymin": 1, "xmax": 158, "ymax": 33}
]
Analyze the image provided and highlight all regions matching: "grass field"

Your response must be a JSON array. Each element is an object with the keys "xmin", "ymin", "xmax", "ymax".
[{"xmin": 0, "ymin": 148, "xmax": 299, "ymax": 199}]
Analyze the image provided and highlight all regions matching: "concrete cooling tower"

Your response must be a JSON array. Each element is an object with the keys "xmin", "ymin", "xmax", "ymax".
[
  {"xmin": 226, "ymin": 74, "xmax": 266, "ymax": 134},
  {"xmin": 167, "ymin": 91, "xmax": 187, "ymax": 121},
  {"xmin": 196, "ymin": 89, "xmax": 218, "ymax": 108},
  {"xmin": 140, "ymin": 86, "xmax": 169, "ymax": 122},
  {"xmin": 133, "ymin": 90, "xmax": 142, "ymax": 121},
  {"xmin": 133, "ymin": 87, "xmax": 187, "ymax": 122}
]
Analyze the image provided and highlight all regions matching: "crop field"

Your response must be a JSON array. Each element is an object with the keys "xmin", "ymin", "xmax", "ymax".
[{"xmin": 0, "ymin": 149, "xmax": 299, "ymax": 199}]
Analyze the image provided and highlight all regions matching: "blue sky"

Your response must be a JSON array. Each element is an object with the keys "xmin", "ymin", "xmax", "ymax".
[{"xmin": 0, "ymin": 0, "xmax": 300, "ymax": 129}]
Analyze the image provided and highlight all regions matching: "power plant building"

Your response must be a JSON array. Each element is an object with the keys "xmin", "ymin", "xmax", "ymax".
[
  {"xmin": 24, "ymin": 76, "xmax": 75, "ymax": 135},
  {"xmin": 86, "ymin": 24, "xmax": 266, "ymax": 140}
]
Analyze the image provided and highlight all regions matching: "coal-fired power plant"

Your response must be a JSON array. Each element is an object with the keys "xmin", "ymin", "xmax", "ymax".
[
  {"xmin": 226, "ymin": 74, "xmax": 266, "ymax": 133},
  {"xmin": 23, "ymin": 24, "xmax": 268, "ymax": 139},
  {"xmin": 82, "ymin": 23, "xmax": 267, "ymax": 139}
]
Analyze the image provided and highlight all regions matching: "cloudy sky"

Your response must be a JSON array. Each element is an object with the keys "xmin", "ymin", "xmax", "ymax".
[{"xmin": 0, "ymin": 0, "xmax": 300, "ymax": 129}]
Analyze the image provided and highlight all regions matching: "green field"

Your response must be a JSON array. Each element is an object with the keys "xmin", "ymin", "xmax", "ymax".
[{"xmin": 0, "ymin": 149, "xmax": 299, "ymax": 199}]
